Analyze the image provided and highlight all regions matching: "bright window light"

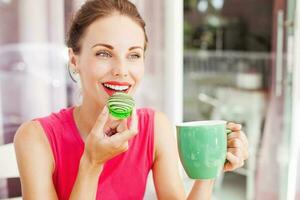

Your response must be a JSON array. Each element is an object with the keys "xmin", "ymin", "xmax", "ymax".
[{"xmin": 197, "ymin": 0, "xmax": 208, "ymax": 13}]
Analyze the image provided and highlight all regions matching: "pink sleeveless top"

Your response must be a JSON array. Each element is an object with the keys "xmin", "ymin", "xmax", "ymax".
[{"xmin": 35, "ymin": 107, "xmax": 155, "ymax": 200}]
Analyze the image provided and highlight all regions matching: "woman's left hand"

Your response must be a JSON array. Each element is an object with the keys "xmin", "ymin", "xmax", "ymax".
[{"xmin": 224, "ymin": 122, "xmax": 249, "ymax": 172}]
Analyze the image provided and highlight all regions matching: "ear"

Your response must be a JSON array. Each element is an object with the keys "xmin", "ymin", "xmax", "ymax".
[{"xmin": 68, "ymin": 48, "xmax": 79, "ymax": 72}]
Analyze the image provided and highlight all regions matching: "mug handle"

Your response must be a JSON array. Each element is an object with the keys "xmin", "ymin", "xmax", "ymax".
[{"xmin": 226, "ymin": 129, "xmax": 232, "ymax": 135}]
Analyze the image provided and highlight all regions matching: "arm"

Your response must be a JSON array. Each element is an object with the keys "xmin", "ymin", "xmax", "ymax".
[
  {"xmin": 14, "ymin": 121, "xmax": 103, "ymax": 200},
  {"xmin": 14, "ymin": 121, "xmax": 59, "ymax": 200},
  {"xmin": 187, "ymin": 180, "xmax": 214, "ymax": 200},
  {"xmin": 152, "ymin": 111, "xmax": 215, "ymax": 200},
  {"xmin": 68, "ymin": 154, "xmax": 103, "ymax": 200}
]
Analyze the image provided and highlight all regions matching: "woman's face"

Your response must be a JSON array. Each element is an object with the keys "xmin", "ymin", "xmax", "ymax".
[{"xmin": 69, "ymin": 14, "xmax": 145, "ymax": 107}]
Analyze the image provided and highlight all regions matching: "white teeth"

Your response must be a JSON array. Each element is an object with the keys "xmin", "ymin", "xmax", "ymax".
[{"xmin": 104, "ymin": 83, "xmax": 130, "ymax": 91}]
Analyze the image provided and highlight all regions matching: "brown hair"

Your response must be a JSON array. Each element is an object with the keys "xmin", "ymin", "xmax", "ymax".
[{"xmin": 66, "ymin": 0, "xmax": 148, "ymax": 54}]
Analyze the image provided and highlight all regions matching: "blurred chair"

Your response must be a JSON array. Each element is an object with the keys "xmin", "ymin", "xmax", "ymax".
[
  {"xmin": 199, "ymin": 87, "xmax": 267, "ymax": 200},
  {"xmin": 0, "ymin": 143, "xmax": 19, "ymax": 180},
  {"xmin": 184, "ymin": 50, "xmax": 271, "ymax": 200},
  {"xmin": 0, "ymin": 143, "xmax": 21, "ymax": 200}
]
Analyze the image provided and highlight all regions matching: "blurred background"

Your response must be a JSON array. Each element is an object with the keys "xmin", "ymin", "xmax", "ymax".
[{"xmin": 0, "ymin": 0, "xmax": 299, "ymax": 200}]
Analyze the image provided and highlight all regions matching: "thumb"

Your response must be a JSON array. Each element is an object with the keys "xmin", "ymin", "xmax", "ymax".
[
  {"xmin": 90, "ymin": 106, "xmax": 109, "ymax": 138},
  {"xmin": 129, "ymin": 108, "xmax": 138, "ymax": 133}
]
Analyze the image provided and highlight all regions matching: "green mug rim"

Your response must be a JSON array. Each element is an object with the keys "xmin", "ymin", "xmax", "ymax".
[{"xmin": 176, "ymin": 120, "xmax": 227, "ymax": 127}]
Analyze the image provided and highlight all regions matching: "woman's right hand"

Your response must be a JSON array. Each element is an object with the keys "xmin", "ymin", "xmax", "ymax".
[{"xmin": 82, "ymin": 106, "xmax": 138, "ymax": 167}]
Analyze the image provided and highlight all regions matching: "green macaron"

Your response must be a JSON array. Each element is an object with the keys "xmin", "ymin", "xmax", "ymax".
[{"xmin": 107, "ymin": 92, "xmax": 135, "ymax": 119}]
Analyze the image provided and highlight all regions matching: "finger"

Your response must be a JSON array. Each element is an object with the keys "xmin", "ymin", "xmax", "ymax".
[
  {"xmin": 227, "ymin": 138, "xmax": 244, "ymax": 149},
  {"xmin": 227, "ymin": 131, "xmax": 241, "ymax": 140},
  {"xmin": 227, "ymin": 131, "xmax": 248, "ymax": 148},
  {"xmin": 227, "ymin": 147, "xmax": 244, "ymax": 159},
  {"xmin": 227, "ymin": 148, "xmax": 247, "ymax": 169},
  {"xmin": 227, "ymin": 122, "xmax": 242, "ymax": 131},
  {"xmin": 115, "ymin": 142, "xmax": 130, "ymax": 155},
  {"xmin": 224, "ymin": 152, "xmax": 244, "ymax": 171},
  {"xmin": 223, "ymin": 158, "xmax": 235, "ymax": 172},
  {"xmin": 116, "ymin": 120, "xmax": 128, "ymax": 133},
  {"xmin": 227, "ymin": 143, "xmax": 248, "ymax": 160},
  {"xmin": 90, "ymin": 106, "xmax": 109, "ymax": 138},
  {"xmin": 110, "ymin": 129, "xmax": 138, "ymax": 146},
  {"xmin": 109, "ymin": 138, "xmax": 129, "ymax": 151},
  {"xmin": 120, "ymin": 142, "xmax": 129, "ymax": 152},
  {"xmin": 129, "ymin": 108, "xmax": 138, "ymax": 133},
  {"xmin": 223, "ymin": 161, "xmax": 232, "ymax": 172},
  {"xmin": 107, "ymin": 117, "xmax": 122, "ymax": 129}
]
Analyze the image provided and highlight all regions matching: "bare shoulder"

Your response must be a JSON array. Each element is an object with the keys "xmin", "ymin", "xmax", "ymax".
[
  {"xmin": 14, "ymin": 120, "xmax": 47, "ymax": 150},
  {"xmin": 14, "ymin": 120, "xmax": 55, "ymax": 172},
  {"xmin": 154, "ymin": 111, "xmax": 175, "ymax": 142},
  {"xmin": 153, "ymin": 111, "xmax": 177, "ymax": 158},
  {"xmin": 154, "ymin": 111, "xmax": 173, "ymax": 132}
]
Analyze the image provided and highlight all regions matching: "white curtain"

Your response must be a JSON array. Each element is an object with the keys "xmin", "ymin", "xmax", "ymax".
[
  {"xmin": 0, "ymin": 0, "xmax": 67, "ymax": 198},
  {"xmin": 17, "ymin": 0, "xmax": 67, "ymax": 119},
  {"xmin": 133, "ymin": 1, "xmax": 165, "ymax": 199},
  {"xmin": 133, "ymin": 0, "xmax": 165, "ymax": 112}
]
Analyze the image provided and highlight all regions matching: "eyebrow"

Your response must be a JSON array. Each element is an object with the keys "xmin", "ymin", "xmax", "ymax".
[
  {"xmin": 92, "ymin": 43, "xmax": 114, "ymax": 49},
  {"xmin": 92, "ymin": 43, "xmax": 144, "ymax": 51},
  {"xmin": 129, "ymin": 46, "xmax": 144, "ymax": 51}
]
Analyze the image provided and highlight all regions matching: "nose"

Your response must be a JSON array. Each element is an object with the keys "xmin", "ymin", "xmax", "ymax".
[{"xmin": 112, "ymin": 59, "xmax": 129, "ymax": 77}]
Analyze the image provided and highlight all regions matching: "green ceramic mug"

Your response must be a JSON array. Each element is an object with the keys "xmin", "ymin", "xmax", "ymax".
[{"xmin": 176, "ymin": 120, "xmax": 229, "ymax": 179}]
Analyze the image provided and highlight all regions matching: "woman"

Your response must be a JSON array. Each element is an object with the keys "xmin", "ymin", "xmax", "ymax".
[{"xmin": 14, "ymin": 0, "xmax": 249, "ymax": 199}]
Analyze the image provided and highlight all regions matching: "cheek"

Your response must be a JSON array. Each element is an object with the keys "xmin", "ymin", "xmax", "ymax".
[
  {"xmin": 88, "ymin": 61, "xmax": 111, "ymax": 78},
  {"xmin": 80, "ymin": 66, "xmax": 110, "ymax": 90},
  {"xmin": 131, "ymin": 65, "xmax": 144, "ymax": 82}
]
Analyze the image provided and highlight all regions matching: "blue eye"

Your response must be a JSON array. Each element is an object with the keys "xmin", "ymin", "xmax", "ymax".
[
  {"xmin": 96, "ymin": 51, "xmax": 112, "ymax": 58},
  {"xmin": 129, "ymin": 54, "xmax": 141, "ymax": 60}
]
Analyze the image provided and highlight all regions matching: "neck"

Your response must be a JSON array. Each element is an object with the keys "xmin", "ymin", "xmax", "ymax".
[{"xmin": 74, "ymin": 97, "xmax": 105, "ymax": 140}]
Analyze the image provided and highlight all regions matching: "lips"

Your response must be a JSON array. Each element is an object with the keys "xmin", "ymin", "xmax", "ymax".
[{"xmin": 101, "ymin": 81, "xmax": 132, "ymax": 96}]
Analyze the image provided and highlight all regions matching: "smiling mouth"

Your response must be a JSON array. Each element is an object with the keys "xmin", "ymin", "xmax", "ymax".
[{"xmin": 101, "ymin": 82, "xmax": 132, "ymax": 96}]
